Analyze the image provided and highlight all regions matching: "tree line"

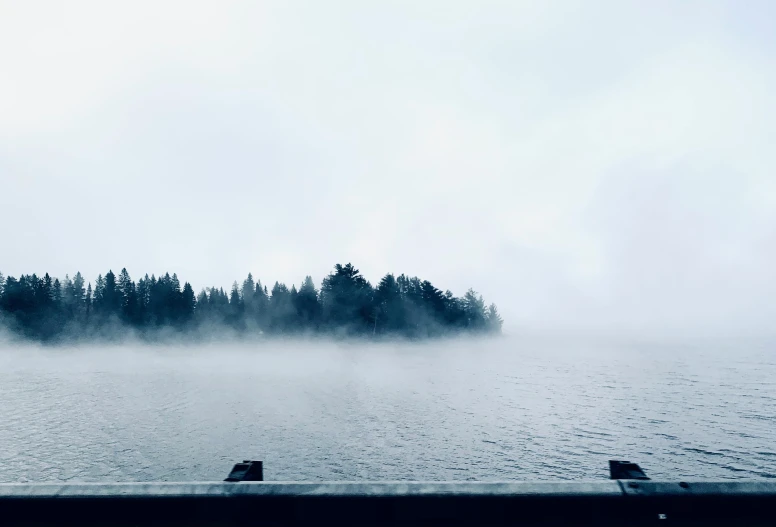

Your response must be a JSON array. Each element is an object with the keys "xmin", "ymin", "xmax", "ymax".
[{"xmin": 0, "ymin": 263, "xmax": 503, "ymax": 342}]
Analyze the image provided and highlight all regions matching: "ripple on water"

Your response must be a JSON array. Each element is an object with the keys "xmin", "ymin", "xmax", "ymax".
[{"xmin": 0, "ymin": 338, "xmax": 775, "ymax": 482}]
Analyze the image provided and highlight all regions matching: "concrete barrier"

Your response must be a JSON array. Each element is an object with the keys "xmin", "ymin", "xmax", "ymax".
[{"xmin": 0, "ymin": 480, "xmax": 774, "ymax": 526}]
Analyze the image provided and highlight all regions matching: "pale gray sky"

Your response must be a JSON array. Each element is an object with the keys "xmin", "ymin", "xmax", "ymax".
[{"xmin": 1, "ymin": 1, "xmax": 774, "ymax": 335}]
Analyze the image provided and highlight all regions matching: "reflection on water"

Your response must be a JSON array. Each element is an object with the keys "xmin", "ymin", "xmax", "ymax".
[{"xmin": 0, "ymin": 336, "xmax": 774, "ymax": 482}]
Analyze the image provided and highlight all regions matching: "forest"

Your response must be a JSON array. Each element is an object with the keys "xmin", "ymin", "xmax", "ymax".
[{"xmin": 0, "ymin": 263, "xmax": 502, "ymax": 342}]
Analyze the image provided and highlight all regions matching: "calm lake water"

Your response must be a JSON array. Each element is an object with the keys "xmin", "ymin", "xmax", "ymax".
[{"xmin": 0, "ymin": 336, "xmax": 774, "ymax": 483}]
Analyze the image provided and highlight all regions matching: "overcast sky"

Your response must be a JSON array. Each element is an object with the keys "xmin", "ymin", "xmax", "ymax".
[{"xmin": 1, "ymin": 1, "xmax": 774, "ymax": 336}]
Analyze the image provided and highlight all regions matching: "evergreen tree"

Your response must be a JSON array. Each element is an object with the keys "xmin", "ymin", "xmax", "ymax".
[
  {"xmin": 397, "ymin": 274, "xmax": 424, "ymax": 336},
  {"xmin": 52, "ymin": 278, "xmax": 62, "ymax": 303},
  {"xmin": 253, "ymin": 281, "xmax": 269, "ymax": 330},
  {"xmin": 169, "ymin": 273, "xmax": 183, "ymax": 322},
  {"xmin": 195, "ymin": 289, "xmax": 208, "ymax": 317},
  {"xmin": 147, "ymin": 275, "xmax": 161, "ymax": 324},
  {"xmin": 181, "ymin": 282, "xmax": 196, "ymax": 322},
  {"xmin": 269, "ymin": 282, "xmax": 294, "ymax": 332},
  {"xmin": 42, "ymin": 274, "xmax": 53, "ymax": 307},
  {"xmin": 228, "ymin": 281, "xmax": 243, "ymax": 327},
  {"xmin": 0, "ymin": 263, "xmax": 502, "ymax": 341},
  {"xmin": 486, "ymin": 303, "xmax": 503, "ymax": 334},
  {"xmin": 93, "ymin": 274, "xmax": 105, "ymax": 311},
  {"xmin": 103, "ymin": 270, "xmax": 119, "ymax": 317},
  {"xmin": 374, "ymin": 273, "xmax": 404, "ymax": 334},
  {"xmin": 320, "ymin": 263, "xmax": 374, "ymax": 334},
  {"xmin": 3, "ymin": 276, "xmax": 32, "ymax": 336},
  {"xmin": 443, "ymin": 290, "xmax": 465, "ymax": 328},
  {"xmin": 241, "ymin": 273, "xmax": 255, "ymax": 311},
  {"xmin": 85, "ymin": 283, "xmax": 93, "ymax": 319},
  {"xmin": 2, "ymin": 276, "xmax": 25, "ymax": 315},
  {"xmin": 117, "ymin": 268, "xmax": 133, "ymax": 301},
  {"xmin": 294, "ymin": 276, "xmax": 321, "ymax": 329},
  {"xmin": 136, "ymin": 275, "xmax": 150, "ymax": 325},
  {"xmin": 229, "ymin": 281, "xmax": 241, "ymax": 308},
  {"xmin": 420, "ymin": 280, "xmax": 446, "ymax": 332},
  {"xmin": 65, "ymin": 271, "xmax": 86, "ymax": 320},
  {"xmin": 72, "ymin": 272, "xmax": 86, "ymax": 307},
  {"xmin": 463, "ymin": 289, "xmax": 487, "ymax": 330},
  {"xmin": 125, "ymin": 282, "xmax": 139, "ymax": 325},
  {"xmin": 117, "ymin": 268, "xmax": 137, "ymax": 322},
  {"xmin": 62, "ymin": 274, "xmax": 74, "ymax": 308}
]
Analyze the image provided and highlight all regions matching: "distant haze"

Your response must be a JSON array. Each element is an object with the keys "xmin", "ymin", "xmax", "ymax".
[
  {"xmin": 1, "ymin": 337, "xmax": 774, "ymax": 481},
  {"xmin": 1, "ymin": 1, "xmax": 774, "ymax": 336}
]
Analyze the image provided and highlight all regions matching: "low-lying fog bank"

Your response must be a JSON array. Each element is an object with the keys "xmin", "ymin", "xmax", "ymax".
[{"xmin": 0, "ymin": 335, "xmax": 774, "ymax": 483}]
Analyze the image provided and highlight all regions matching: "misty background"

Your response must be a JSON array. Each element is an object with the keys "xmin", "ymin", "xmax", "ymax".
[
  {"xmin": 1, "ymin": 0, "xmax": 775, "ymax": 336},
  {"xmin": 2, "ymin": 1, "xmax": 776, "ymax": 484}
]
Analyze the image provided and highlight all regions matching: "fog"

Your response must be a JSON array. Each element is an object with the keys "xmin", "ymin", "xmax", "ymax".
[
  {"xmin": 1, "ymin": 336, "xmax": 774, "ymax": 482},
  {"xmin": 2, "ymin": 1, "xmax": 775, "ymax": 337}
]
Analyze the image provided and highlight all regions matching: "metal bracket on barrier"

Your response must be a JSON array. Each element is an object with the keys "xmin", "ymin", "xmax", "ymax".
[
  {"xmin": 224, "ymin": 460, "xmax": 263, "ymax": 482},
  {"xmin": 609, "ymin": 460, "xmax": 650, "ymax": 480}
]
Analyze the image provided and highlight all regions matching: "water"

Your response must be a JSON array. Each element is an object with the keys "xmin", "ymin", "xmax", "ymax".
[{"xmin": 0, "ymin": 336, "xmax": 774, "ymax": 483}]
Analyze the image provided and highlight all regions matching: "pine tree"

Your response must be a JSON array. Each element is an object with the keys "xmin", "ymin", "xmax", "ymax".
[
  {"xmin": 420, "ymin": 280, "xmax": 446, "ymax": 329},
  {"xmin": 170, "ymin": 273, "xmax": 185, "ymax": 322},
  {"xmin": 42, "ymin": 273, "xmax": 53, "ymax": 306},
  {"xmin": 269, "ymin": 282, "xmax": 295, "ymax": 332},
  {"xmin": 103, "ymin": 270, "xmax": 119, "ymax": 316},
  {"xmin": 195, "ymin": 289, "xmax": 208, "ymax": 318},
  {"xmin": 253, "ymin": 281, "xmax": 269, "ymax": 330},
  {"xmin": 0, "ymin": 264, "xmax": 502, "ymax": 341},
  {"xmin": 374, "ymin": 273, "xmax": 404, "ymax": 334},
  {"xmin": 396, "ymin": 275, "xmax": 424, "ymax": 336},
  {"xmin": 443, "ymin": 290, "xmax": 465, "ymax": 328},
  {"xmin": 230, "ymin": 281, "xmax": 241, "ymax": 307},
  {"xmin": 181, "ymin": 282, "xmax": 196, "ymax": 322},
  {"xmin": 93, "ymin": 274, "xmax": 105, "ymax": 313},
  {"xmin": 117, "ymin": 268, "xmax": 135, "ymax": 322},
  {"xmin": 72, "ymin": 272, "xmax": 86, "ymax": 313},
  {"xmin": 62, "ymin": 274, "xmax": 74, "ymax": 308},
  {"xmin": 85, "ymin": 283, "xmax": 93, "ymax": 319},
  {"xmin": 228, "ymin": 281, "xmax": 243, "ymax": 326},
  {"xmin": 463, "ymin": 289, "xmax": 487, "ymax": 330},
  {"xmin": 294, "ymin": 276, "xmax": 321, "ymax": 329},
  {"xmin": 136, "ymin": 275, "xmax": 149, "ymax": 325},
  {"xmin": 52, "ymin": 278, "xmax": 62, "ymax": 305},
  {"xmin": 117, "ymin": 268, "xmax": 133, "ymax": 300},
  {"xmin": 486, "ymin": 303, "xmax": 503, "ymax": 334},
  {"xmin": 241, "ymin": 273, "xmax": 255, "ymax": 307},
  {"xmin": 320, "ymin": 264, "xmax": 374, "ymax": 334}
]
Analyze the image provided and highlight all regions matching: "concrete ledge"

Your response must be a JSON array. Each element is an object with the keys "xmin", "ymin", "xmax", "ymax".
[
  {"xmin": 0, "ymin": 481, "xmax": 624, "ymax": 498},
  {"xmin": 0, "ymin": 481, "xmax": 774, "ymax": 527}
]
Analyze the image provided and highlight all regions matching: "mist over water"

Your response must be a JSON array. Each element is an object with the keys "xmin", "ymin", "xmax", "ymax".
[{"xmin": 1, "ymin": 336, "xmax": 774, "ymax": 483}]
